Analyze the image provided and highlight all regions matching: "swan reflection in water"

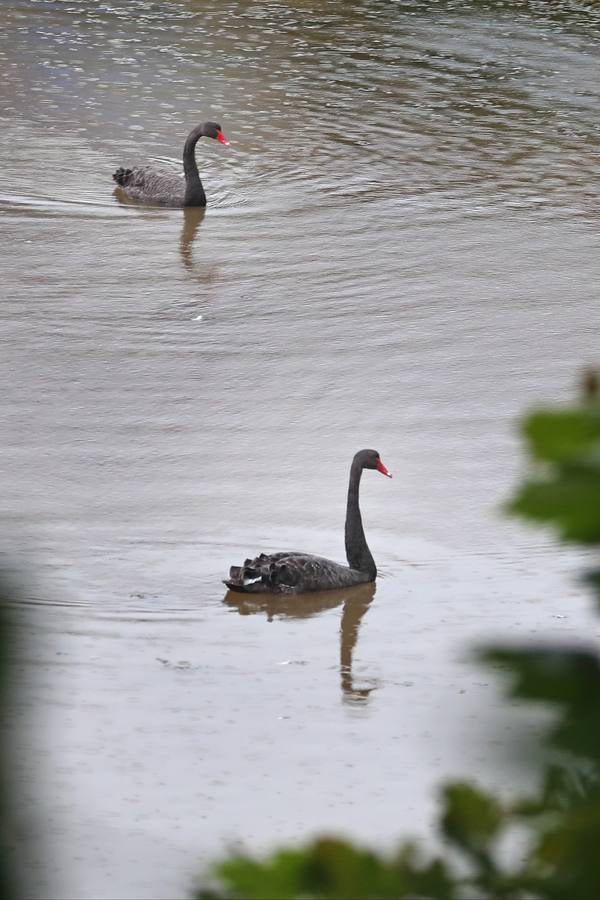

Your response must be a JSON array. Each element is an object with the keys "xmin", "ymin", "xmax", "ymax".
[
  {"xmin": 113, "ymin": 194, "xmax": 215, "ymax": 279},
  {"xmin": 224, "ymin": 582, "xmax": 377, "ymax": 704},
  {"xmin": 180, "ymin": 206, "xmax": 205, "ymax": 270},
  {"xmin": 179, "ymin": 207, "xmax": 222, "ymax": 284}
]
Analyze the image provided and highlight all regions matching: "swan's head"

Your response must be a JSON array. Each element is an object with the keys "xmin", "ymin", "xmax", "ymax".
[
  {"xmin": 203, "ymin": 122, "xmax": 229, "ymax": 146},
  {"xmin": 357, "ymin": 449, "xmax": 392, "ymax": 478}
]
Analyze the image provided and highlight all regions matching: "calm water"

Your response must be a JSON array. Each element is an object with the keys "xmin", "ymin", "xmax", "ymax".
[{"xmin": 2, "ymin": 1, "xmax": 600, "ymax": 897}]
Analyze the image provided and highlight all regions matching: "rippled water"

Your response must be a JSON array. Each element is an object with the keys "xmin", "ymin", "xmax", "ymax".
[{"xmin": 2, "ymin": 1, "xmax": 600, "ymax": 897}]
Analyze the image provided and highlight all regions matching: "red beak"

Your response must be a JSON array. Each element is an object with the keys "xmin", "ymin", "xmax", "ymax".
[
  {"xmin": 376, "ymin": 459, "xmax": 392, "ymax": 478},
  {"xmin": 216, "ymin": 131, "xmax": 229, "ymax": 146}
]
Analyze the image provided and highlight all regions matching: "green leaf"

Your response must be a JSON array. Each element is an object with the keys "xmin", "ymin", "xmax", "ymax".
[
  {"xmin": 509, "ymin": 466, "xmax": 600, "ymax": 543},
  {"xmin": 509, "ymin": 402, "xmax": 600, "ymax": 545},
  {"xmin": 208, "ymin": 838, "xmax": 410, "ymax": 900},
  {"xmin": 440, "ymin": 783, "xmax": 503, "ymax": 854},
  {"xmin": 482, "ymin": 646, "xmax": 600, "ymax": 707},
  {"xmin": 482, "ymin": 645, "xmax": 600, "ymax": 759},
  {"xmin": 522, "ymin": 409, "xmax": 600, "ymax": 464},
  {"xmin": 211, "ymin": 850, "xmax": 307, "ymax": 900}
]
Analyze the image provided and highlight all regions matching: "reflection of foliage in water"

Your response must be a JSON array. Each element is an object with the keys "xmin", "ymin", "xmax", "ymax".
[{"xmin": 196, "ymin": 373, "xmax": 600, "ymax": 900}]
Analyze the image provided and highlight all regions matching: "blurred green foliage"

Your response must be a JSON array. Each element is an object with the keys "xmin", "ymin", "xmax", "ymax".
[{"xmin": 195, "ymin": 376, "xmax": 600, "ymax": 900}]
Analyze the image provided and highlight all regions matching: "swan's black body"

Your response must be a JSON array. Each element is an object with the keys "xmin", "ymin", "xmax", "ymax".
[
  {"xmin": 112, "ymin": 121, "xmax": 228, "ymax": 208},
  {"xmin": 225, "ymin": 449, "xmax": 392, "ymax": 594}
]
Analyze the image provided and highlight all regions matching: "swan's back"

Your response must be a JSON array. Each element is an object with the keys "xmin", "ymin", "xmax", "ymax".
[
  {"xmin": 113, "ymin": 166, "xmax": 186, "ymax": 207},
  {"xmin": 224, "ymin": 551, "xmax": 372, "ymax": 594}
]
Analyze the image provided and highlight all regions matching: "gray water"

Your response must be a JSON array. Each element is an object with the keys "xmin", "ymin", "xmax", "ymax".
[{"xmin": 2, "ymin": 1, "xmax": 600, "ymax": 897}]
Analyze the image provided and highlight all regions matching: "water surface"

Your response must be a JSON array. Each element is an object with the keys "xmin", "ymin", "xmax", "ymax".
[{"xmin": 2, "ymin": 1, "xmax": 600, "ymax": 897}]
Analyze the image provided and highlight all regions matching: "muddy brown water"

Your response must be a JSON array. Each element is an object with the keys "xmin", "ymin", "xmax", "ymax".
[{"xmin": 2, "ymin": 1, "xmax": 600, "ymax": 897}]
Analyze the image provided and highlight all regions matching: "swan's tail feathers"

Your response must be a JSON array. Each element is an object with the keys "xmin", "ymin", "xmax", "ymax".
[
  {"xmin": 113, "ymin": 167, "xmax": 133, "ymax": 186},
  {"xmin": 223, "ymin": 579, "xmax": 261, "ymax": 593},
  {"xmin": 223, "ymin": 573, "xmax": 265, "ymax": 593},
  {"xmin": 223, "ymin": 553, "xmax": 277, "ymax": 593}
]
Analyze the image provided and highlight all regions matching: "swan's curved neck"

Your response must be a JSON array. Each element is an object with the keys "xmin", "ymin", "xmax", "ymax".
[
  {"xmin": 182, "ymin": 125, "xmax": 207, "ymax": 207},
  {"xmin": 344, "ymin": 460, "xmax": 376, "ymax": 579}
]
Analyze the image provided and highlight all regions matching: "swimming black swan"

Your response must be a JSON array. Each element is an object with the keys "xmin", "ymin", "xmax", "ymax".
[
  {"xmin": 225, "ymin": 449, "xmax": 392, "ymax": 594},
  {"xmin": 112, "ymin": 121, "xmax": 229, "ymax": 207}
]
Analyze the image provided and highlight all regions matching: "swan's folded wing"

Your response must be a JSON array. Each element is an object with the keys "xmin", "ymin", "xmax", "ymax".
[
  {"xmin": 113, "ymin": 166, "xmax": 185, "ymax": 206},
  {"xmin": 223, "ymin": 552, "xmax": 370, "ymax": 593}
]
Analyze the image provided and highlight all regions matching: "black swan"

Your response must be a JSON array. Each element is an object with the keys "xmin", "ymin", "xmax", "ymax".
[
  {"xmin": 225, "ymin": 449, "xmax": 392, "ymax": 594},
  {"xmin": 112, "ymin": 121, "xmax": 229, "ymax": 207}
]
